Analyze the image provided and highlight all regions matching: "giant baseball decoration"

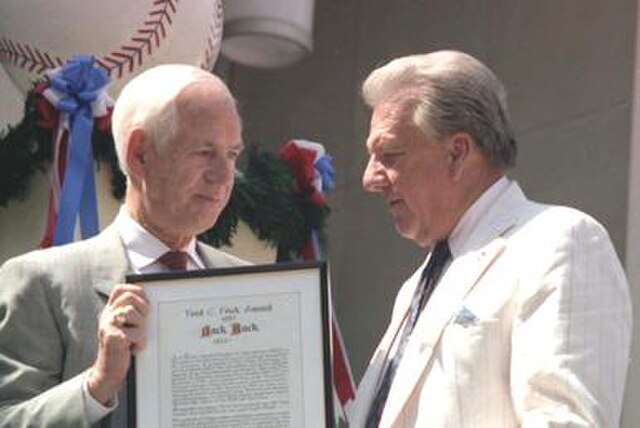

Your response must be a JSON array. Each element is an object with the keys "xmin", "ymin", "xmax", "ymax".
[{"xmin": 0, "ymin": 0, "xmax": 223, "ymax": 96}]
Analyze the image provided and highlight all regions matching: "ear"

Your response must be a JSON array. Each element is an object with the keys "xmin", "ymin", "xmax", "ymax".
[
  {"xmin": 447, "ymin": 132, "xmax": 473, "ymax": 180},
  {"xmin": 126, "ymin": 129, "xmax": 150, "ymax": 180}
]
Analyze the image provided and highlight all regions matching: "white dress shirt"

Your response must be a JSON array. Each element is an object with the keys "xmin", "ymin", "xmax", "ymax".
[
  {"xmin": 448, "ymin": 175, "xmax": 510, "ymax": 258},
  {"xmin": 383, "ymin": 176, "xmax": 511, "ymax": 373}
]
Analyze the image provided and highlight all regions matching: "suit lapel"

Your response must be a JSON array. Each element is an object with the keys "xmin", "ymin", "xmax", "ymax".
[
  {"xmin": 90, "ymin": 224, "xmax": 130, "ymax": 299},
  {"xmin": 380, "ymin": 181, "xmax": 529, "ymax": 427},
  {"xmin": 196, "ymin": 241, "xmax": 220, "ymax": 268},
  {"xmin": 348, "ymin": 266, "xmax": 426, "ymax": 428},
  {"xmin": 380, "ymin": 239, "xmax": 506, "ymax": 426},
  {"xmin": 90, "ymin": 232, "xmax": 240, "ymax": 301},
  {"xmin": 91, "ymin": 230, "xmax": 219, "ymax": 299}
]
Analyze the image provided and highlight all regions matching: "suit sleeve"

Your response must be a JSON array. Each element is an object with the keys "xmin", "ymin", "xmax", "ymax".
[
  {"xmin": 510, "ymin": 214, "xmax": 632, "ymax": 427},
  {"xmin": 0, "ymin": 257, "xmax": 91, "ymax": 428}
]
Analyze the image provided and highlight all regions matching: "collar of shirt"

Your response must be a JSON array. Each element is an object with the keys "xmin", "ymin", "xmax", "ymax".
[
  {"xmin": 448, "ymin": 175, "xmax": 511, "ymax": 258},
  {"xmin": 114, "ymin": 206, "xmax": 204, "ymax": 274}
]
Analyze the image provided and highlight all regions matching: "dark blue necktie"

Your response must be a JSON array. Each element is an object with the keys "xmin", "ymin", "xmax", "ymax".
[{"xmin": 365, "ymin": 240, "xmax": 451, "ymax": 428}]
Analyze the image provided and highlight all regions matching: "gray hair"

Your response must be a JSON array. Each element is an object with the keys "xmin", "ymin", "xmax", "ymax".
[
  {"xmin": 111, "ymin": 64, "xmax": 237, "ymax": 175},
  {"xmin": 362, "ymin": 50, "xmax": 516, "ymax": 167}
]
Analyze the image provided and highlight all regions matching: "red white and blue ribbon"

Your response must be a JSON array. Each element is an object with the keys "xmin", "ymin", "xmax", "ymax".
[
  {"xmin": 279, "ymin": 139, "xmax": 335, "ymax": 259},
  {"xmin": 280, "ymin": 139, "xmax": 356, "ymax": 420},
  {"xmin": 39, "ymin": 55, "xmax": 113, "ymax": 247}
]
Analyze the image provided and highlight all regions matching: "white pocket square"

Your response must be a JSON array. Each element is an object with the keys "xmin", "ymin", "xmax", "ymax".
[{"xmin": 453, "ymin": 306, "xmax": 479, "ymax": 327}]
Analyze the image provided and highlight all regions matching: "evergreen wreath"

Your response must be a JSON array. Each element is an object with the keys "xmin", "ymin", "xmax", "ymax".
[{"xmin": 0, "ymin": 88, "xmax": 330, "ymax": 260}]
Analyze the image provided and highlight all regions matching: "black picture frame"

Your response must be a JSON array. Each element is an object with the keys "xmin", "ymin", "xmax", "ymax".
[{"xmin": 126, "ymin": 261, "xmax": 334, "ymax": 428}]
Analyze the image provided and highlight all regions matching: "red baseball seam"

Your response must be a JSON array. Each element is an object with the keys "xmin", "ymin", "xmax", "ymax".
[
  {"xmin": 0, "ymin": 0, "xmax": 222, "ymax": 81},
  {"xmin": 200, "ymin": 0, "xmax": 223, "ymax": 71}
]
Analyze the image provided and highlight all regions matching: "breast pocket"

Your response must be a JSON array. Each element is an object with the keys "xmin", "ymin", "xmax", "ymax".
[
  {"xmin": 441, "ymin": 316, "xmax": 510, "ymax": 380},
  {"xmin": 438, "ymin": 317, "xmax": 513, "ymax": 423}
]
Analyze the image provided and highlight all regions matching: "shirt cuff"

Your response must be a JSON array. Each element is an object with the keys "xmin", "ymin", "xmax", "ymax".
[{"xmin": 82, "ymin": 373, "xmax": 118, "ymax": 424}]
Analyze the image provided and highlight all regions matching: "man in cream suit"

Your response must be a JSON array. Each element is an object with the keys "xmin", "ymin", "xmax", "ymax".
[
  {"xmin": 0, "ymin": 64, "xmax": 246, "ymax": 427},
  {"xmin": 349, "ymin": 51, "xmax": 632, "ymax": 427}
]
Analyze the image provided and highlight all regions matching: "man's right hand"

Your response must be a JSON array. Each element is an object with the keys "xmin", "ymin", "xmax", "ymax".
[{"xmin": 87, "ymin": 283, "xmax": 149, "ymax": 406}]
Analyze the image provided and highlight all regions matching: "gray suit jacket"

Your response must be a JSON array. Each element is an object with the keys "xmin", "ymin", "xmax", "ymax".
[{"xmin": 0, "ymin": 224, "xmax": 247, "ymax": 427}]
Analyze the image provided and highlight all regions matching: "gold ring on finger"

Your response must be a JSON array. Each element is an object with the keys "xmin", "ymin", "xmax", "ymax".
[{"xmin": 113, "ymin": 308, "xmax": 128, "ymax": 327}]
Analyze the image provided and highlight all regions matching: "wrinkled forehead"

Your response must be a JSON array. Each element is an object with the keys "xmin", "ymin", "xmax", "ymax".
[
  {"xmin": 367, "ymin": 101, "xmax": 419, "ymax": 150},
  {"xmin": 175, "ymin": 83, "xmax": 240, "ymax": 127}
]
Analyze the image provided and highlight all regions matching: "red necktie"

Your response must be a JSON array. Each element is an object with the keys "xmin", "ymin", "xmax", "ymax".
[{"xmin": 157, "ymin": 251, "xmax": 189, "ymax": 271}]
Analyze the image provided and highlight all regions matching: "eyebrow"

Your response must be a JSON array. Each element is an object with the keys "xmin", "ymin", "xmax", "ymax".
[
  {"xmin": 369, "ymin": 133, "xmax": 406, "ymax": 154},
  {"xmin": 367, "ymin": 130, "xmax": 388, "ymax": 153}
]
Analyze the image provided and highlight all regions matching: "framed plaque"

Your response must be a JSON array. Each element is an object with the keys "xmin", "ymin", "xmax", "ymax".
[{"xmin": 126, "ymin": 261, "xmax": 333, "ymax": 427}]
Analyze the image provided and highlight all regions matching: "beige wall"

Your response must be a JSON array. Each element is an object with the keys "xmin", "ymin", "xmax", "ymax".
[{"xmin": 624, "ymin": 0, "xmax": 640, "ymax": 423}]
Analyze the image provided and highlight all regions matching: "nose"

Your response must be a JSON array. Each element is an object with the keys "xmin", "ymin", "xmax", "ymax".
[
  {"xmin": 362, "ymin": 155, "xmax": 387, "ymax": 193},
  {"xmin": 206, "ymin": 157, "xmax": 235, "ymax": 184}
]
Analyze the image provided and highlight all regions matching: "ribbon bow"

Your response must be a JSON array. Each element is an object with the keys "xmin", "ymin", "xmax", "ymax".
[
  {"xmin": 42, "ymin": 55, "xmax": 112, "ymax": 245},
  {"xmin": 314, "ymin": 154, "xmax": 335, "ymax": 193},
  {"xmin": 279, "ymin": 139, "xmax": 335, "ymax": 260},
  {"xmin": 279, "ymin": 139, "xmax": 335, "ymax": 207}
]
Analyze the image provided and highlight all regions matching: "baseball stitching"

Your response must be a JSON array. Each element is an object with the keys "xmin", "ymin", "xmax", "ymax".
[
  {"xmin": 201, "ymin": 0, "xmax": 224, "ymax": 71},
  {"xmin": 0, "ymin": 0, "xmax": 221, "ymax": 80}
]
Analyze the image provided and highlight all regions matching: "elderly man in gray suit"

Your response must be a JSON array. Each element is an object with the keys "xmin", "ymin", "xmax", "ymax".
[{"xmin": 0, "ymin": 64, "xmax": 246, "ymax": 427}]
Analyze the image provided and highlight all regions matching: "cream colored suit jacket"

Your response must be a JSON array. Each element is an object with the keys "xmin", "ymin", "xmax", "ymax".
[
  {"xmin": 349, "ymin": 182, "xmax": 631, "ymax": 428},
  {"xmin": 0, "ymin": 224, "xmax": 247, "ymax": 428}
]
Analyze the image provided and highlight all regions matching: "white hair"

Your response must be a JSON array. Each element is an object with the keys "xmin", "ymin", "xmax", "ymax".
[
  {"xmin": 362, "ymin": 50, "xmax": 517, "ymax": 167},
  {"xmin": 111, "ymin": 64, "xmax": 236, "ymax": 175}
]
